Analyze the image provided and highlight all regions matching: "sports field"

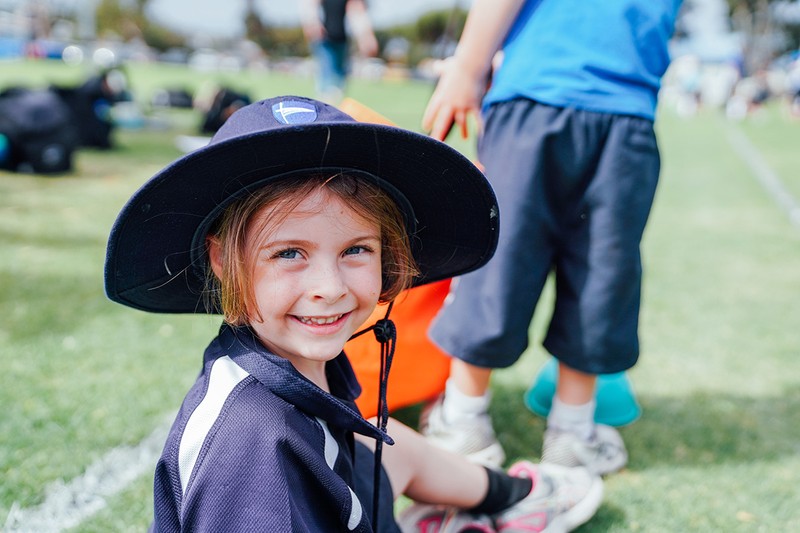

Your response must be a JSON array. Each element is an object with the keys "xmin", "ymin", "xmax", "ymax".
[{"xmin": 1, "ymin": 60, "xmax": 799, "ymax": 531}]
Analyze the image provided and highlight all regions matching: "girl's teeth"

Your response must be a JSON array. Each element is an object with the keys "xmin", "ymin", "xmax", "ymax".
[{"xmin": 300, "ymin": 315, "xmax": 341, "ymax": 325}]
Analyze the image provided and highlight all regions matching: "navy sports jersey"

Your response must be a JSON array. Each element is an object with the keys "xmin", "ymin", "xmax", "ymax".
[{"xmin": 151, "ymin": 324, "xmax": 397, "ymax": 532}]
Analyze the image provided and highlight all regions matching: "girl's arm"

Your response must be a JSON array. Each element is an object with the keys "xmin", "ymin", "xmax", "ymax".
[{"xmin": 356, "ymin": 417, "xmax": 488, "ymax": 507}]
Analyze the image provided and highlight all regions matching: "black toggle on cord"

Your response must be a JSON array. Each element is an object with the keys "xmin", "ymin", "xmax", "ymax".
[{"xmin": 348, "ymin": 301, "xmax": 396, "ymax": 530}]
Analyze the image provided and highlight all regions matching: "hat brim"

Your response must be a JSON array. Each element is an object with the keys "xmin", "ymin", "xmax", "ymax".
[{"xmin": 105, "ymin": 121, "xmax": 498, "ymax": 313}]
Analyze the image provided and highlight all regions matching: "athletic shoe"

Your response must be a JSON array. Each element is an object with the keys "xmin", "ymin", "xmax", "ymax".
[
  {"xmin": 541, "ymin": 424, "xmax": 628, "ymax": 476},
  {"xmin": 419, "ymin": 395, "xmax": 506, "ymax": 467},
  {"xmin": 396, "ymin": 503, "xmax": 495, "ymax": 532},
  {"xmin": 494, "ymin": 461, "xmax": 604, "ymax": 533}
]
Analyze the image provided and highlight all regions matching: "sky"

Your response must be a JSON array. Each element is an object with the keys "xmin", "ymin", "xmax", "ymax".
[{"xmin": 146, "ymin": 0, "xmax": 473, "ymax": 37}]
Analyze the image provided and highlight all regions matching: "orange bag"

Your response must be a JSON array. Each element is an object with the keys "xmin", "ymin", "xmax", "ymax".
[
  {"xmin": 337, "ymin": 97, "xmax": 452, "ymax": 417},
  {"xmin": 345, "ymin": 279, "xmax": 452, "ymax": 418}
]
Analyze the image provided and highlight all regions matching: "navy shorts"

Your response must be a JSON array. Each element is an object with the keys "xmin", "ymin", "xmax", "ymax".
[{"xmin": 429, "ymin": 99, "xmax": 660, "ymax": 374}]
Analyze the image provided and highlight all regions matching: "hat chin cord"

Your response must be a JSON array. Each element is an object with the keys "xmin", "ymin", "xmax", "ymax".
[{"xmin": 348, "ymin": 300, "xmax": 396, "ymax": 531}]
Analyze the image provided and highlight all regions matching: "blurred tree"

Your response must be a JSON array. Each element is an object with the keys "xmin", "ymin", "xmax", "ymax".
[
  {"xmin": 726, "ymin": 0, "xmax": 798, "ymax": 71},
  {"xmin": 235, "ymin": 4, "xmax": 469, "ymax": 65},
  {"xmin": 96, "ymin": 0, "xmax": 184, "ymax": 51},
  {"xmin": 414, "ymin": 8, "xmax": 467, "ymax": 44},
  {"xmin": 771, "ymin": 0, "xmax": 800, "ymax": 52},
  {"xmin": 244, "ymin": 0, "xmax": 308, "ymax": 57},
  {"xmin": 374, "ymin": 8, "xmax": 467, "ymax": 67}
]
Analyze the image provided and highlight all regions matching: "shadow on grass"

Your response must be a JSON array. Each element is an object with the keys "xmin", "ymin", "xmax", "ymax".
[
  {"xmin": 394, "ymin": 382, "xmax": 800, "ymax": 473},
  {"xmin": 624, "ymin": 386, "xmax": 800, "ymax": 469},
  {"xmin": 492, "ymin": 383, "xmax": 800, "ymax": 469}
]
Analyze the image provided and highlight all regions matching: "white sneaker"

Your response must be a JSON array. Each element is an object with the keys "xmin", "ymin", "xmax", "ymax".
[
  {"xmin": 397, "ymin": 462, "xmax": 603, "ymax": 533},
  {"xmin": 495, "ymin": 461, "xmax": 604, "ymax": 532},
  {"xmin": 541, "ymin": 424, "xmax": 627, "ymax": 476},
  {"xmin": 419, "ymin": 395, "xmax": 506, "ymax": 467}
]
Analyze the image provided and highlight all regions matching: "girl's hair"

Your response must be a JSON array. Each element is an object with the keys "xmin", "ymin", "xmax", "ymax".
[{"xmin": 205, "ymin": 172, "xmax": 420, "ymax": 326}]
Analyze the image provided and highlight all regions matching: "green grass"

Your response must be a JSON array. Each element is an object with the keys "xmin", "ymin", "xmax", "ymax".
[
  {"xmin": 2, "ymin": 59, "xmax": 799, "ymax": 531},
  {"xmin": 734, "ymin": 103, "xmax": 800, "ymax": 202}
]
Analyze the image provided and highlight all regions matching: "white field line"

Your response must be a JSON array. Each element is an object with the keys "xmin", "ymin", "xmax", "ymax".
[
  {"xmin": 4, "ymin": 417, "xmax": 173, "ymax": 533},
  {"xmin": 726, "ymin": 125, "xmax": 800, "ymax": 229}
]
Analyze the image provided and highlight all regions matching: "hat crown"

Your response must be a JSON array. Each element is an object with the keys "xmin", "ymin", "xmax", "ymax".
[{"xmin": 211, "ymin": 96, "xmax": 356, "ymax": 146}]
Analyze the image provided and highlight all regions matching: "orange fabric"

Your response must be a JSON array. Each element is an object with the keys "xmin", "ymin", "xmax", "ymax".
[
  {"xmin": 337, "ymin": 97, "xmax": 394, "ymax": 126},
  {"xmin": 345, "ymin": 280, "xmax": 452, "ymax": 418}
]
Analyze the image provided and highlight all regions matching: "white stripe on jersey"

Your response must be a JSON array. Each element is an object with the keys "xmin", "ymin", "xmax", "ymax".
[
  {"xmin": 317, "ymin": 418, "xmax": 363, "ymax": 531},
  {"xmin": 178, "ymin": 355, "xmax": 250, "ymax": 496}
]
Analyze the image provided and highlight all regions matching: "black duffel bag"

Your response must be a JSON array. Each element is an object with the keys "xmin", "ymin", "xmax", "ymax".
[{"xmin": 0, "ymin": 88, "xmax": 79, "ymax": 174}]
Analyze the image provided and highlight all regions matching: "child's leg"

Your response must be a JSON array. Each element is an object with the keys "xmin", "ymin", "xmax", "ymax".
[
  {"xmin": 542, "ymin": 362, "xmax": 628, "ymax": 476},
  {"xmin": 549, "ymin": 362, "xmax": 597, "ymax": 439},
  {"xmin": 357, "ymin": 417, "xmax": 487, "ymax": 507}
]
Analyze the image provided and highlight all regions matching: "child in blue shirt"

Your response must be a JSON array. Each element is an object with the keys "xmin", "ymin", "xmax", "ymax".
[{"xmin": 422, "ymin": 0, "xmax": 682, "ymax": 475}]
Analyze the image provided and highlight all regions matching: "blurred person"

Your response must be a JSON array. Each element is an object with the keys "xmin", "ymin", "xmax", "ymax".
[
  {"xmin": 786, "ymin": 58, "xmax": 800, "ymax": 117},
  {"xmin": 420, "ymin": 0, "xmax": 683, "ymax": 475},
  {"xmin": 301, "ymin": 0, "xmax": 378, "ymax": 103}
]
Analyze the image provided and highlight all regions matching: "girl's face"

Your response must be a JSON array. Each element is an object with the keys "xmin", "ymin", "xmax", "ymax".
[{"xmin": 246, "ymin": 189, "xmax": 382, "ymax": 383}]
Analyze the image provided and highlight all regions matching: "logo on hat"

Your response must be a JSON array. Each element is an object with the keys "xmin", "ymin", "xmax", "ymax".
[{"xmin": 271, "ymin": 100, "xmax": 318, "ymax": 125}]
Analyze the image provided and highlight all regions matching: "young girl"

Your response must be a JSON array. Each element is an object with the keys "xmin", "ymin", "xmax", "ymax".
[{"xmin": 105, "ymin": 96, "xmax": 603, "ymax": 532}]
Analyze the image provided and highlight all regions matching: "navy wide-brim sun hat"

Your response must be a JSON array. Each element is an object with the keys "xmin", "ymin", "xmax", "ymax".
[{"xmin": 105, "ymin": 96, "xmax": 499, "ymax": 314}]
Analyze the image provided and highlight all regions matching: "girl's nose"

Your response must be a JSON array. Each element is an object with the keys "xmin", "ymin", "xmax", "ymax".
[{"xmin": 309, "ymin": 264, "xmax": 348, "ymax": 303}]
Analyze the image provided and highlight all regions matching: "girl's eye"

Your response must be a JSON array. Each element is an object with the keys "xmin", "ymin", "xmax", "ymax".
[
  {"xmin": 274, "ymin": 248, "xmax": 300, "ymax": 260},
  {"xmin": 344, "ymin": 245, "xmax": 371, "ymax": 256}
]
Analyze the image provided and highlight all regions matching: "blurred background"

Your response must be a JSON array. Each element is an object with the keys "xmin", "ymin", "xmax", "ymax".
[{"xmin": 0, "ymin": 0, "xmax": 798, "ymax": 117}]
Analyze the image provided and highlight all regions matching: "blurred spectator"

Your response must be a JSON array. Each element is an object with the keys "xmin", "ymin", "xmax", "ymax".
[
  {"xmin": 51, "ymin": 68, "xmax": 131, "ymax": 149},
  {"xmin": 726, "ymin": 70, "xmax": 772, "ymax": 120},
  {"xmin": 301, "ymin": 0, "xmax": 378, "ymax": 103},
  {"xmin": 151, "ymin": 88, "xmax": 194, "ymax": 109},
  {"xmin": 198, "ymin": 87, "xmax": 251, "ymax": 134},
  {"xmin": 788, "ymin": 58, "xmax": 800, "ymax": 117}
]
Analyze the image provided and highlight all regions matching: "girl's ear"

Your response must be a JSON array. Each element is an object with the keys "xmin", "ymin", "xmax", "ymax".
[{"xmin": 207, "ymin": 236, "xmax": 224, "ymax": 280}]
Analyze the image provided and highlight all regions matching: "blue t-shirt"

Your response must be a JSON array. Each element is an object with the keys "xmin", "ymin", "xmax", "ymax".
[{"xmin": 484, "ymin": 0, "xmax": 683, "ymax": 120}]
